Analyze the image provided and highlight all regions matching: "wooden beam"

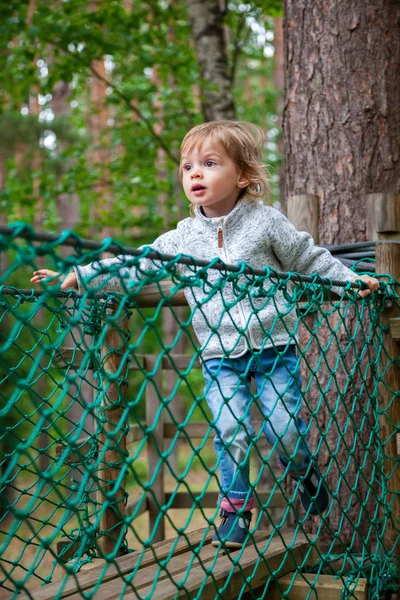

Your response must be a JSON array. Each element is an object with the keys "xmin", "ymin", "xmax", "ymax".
[
  {"xmin": 97, "ymin": 301, "xmax": 130, "ymax": 558},
  {"xmin": 376, "ymin": 242, "xmax": 400, "ymax": 554},
  {"xmin": 27, "ymin": 528, "xmax": 214, "ymax": 600},
  {"xmin": 163, "ymin": 490, "xmax": 285, "ymax": 510},
  {"xmin": 145, "ymin": 355, "xmax": 165, "ymax": 542},
  {"xmin": 132, "ymin": 281, "xmax": 187, "ymax": 307},
  {"xmin": 288, "ymin": 194, "xmax": 320, "ymax": 243},
  {"xmin": 57, "ymin": 419, "xmax": 278, "ymax": 463},
  {"xmin": 366, "ymin": 192, "xmax": 400, "ymax": 240},
  {"xmin": 267, "ymin": 573, "xmax": 368, "ymax": 600},
  {"xmin": 125, "ymin": 494, "xmax": 148, "ymax": 519},
  {"xmin": 46, "ymin": 531, "xmax": 306, "ymax": 600},
  {"xmin": 390, "ymin": 317, "xmax": 400, "ymax": 341},
  {"xmin": 162, "ymin": 419, "xmax": 266, "ymax": 440},
  {"xmin": 52, "ymin": 349, "xmax": 202, "ymax": 371},
  {"xmin": 126, "ymin": 532, "xmax": 308, "ymax": 600}
]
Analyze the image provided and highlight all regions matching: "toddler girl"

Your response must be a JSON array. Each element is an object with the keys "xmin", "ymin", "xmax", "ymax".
[{"xmin": 32, "ymin": 121, "xmax": 378, "ymax": 549}]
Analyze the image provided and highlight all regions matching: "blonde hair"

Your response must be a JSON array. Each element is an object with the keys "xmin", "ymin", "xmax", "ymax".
[{"xmin": 180, "ymin": 121, "xmax": 270, "ymax": 211}]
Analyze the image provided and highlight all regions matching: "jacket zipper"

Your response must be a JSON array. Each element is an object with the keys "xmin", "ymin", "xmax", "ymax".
[
  {"xmin": 217, "ymin": 220, "xmax": 257, "ymax": 349},
  {"xmin": 217, "ymin": 223, "xmax": 223, "ymax": 248}
]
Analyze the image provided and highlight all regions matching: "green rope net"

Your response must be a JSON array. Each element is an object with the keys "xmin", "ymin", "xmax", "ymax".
[{"xmin": 0, "ymin": 224, "xmax": 399, "ymax": 599}]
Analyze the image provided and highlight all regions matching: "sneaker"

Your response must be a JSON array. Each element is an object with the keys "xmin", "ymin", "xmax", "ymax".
[
  {"xmin": 278, "ymin": 459, "xmax": 329, "ymax": 516},
  {"xmin": 211, "ymin": 509, "xmax": 252, "ymax": 549}
]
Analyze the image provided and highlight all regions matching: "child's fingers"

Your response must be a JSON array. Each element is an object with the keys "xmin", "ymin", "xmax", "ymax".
[
  {"xmin": 353, "ymin": 276, "xmax": 379, "ymax": 298},
  {"xmin": 60, "ymin": 272, "xmax": 78, "ymax": 290},
  {"xmin": 30, "ymin": 269, "xmax": 61, "ymax": 285}
]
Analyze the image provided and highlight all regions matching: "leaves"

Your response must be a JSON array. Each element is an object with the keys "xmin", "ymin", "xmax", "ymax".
[{"xmin": 0, "ymin": 0, "xmax": 281, "ymax": 241}]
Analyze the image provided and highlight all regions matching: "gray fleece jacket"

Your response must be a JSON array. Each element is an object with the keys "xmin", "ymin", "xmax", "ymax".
[{"xmin": 75, "ymin": 198, "xmax": 355, "ymax": 360}]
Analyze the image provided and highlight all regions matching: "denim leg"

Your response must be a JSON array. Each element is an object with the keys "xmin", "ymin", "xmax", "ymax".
[
  {"xmin": 253, "ymin": 346, "xmax": 311, "ymax": 471},
  {"xmin": 203, "ymin": 357, "xmax": 255, "ymax": 510}
]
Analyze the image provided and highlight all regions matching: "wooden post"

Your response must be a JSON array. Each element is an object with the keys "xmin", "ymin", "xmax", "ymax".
[
  {"xmin": 97, "ymin": 300, "xmax": 130, "ymax": 557},
  {"xmin": 376, "ymin": 241, "xmax": 400, "ymax": 556},
  {"xmin": 366, "ymin": 192, "xmax": 400, "ymax": 241},
  {"xmin": 287, "ymin": 194, "xmax": 320, "ymax": 242},
  {"xmin": 145, "ymin": 355, "xmax": 165, "ymax": 542}
]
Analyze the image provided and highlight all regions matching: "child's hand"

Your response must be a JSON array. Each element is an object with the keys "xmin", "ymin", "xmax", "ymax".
[
  {"xmin": 31, "ymin": 269, "xmax": 61, "ymax": 286},
  {"xmin": 30, "ymin": 269, "xmax": 78, "ymax": 289},
  {"xmin": 352, "ymin": 275, "xmax": 379, "ymax": 297}
]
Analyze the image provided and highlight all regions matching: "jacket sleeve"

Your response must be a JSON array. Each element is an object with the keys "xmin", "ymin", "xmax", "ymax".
[
  {"xmin": 73, "ymin": 228, "xmax": 181, "ymax": 294},
  {"xmin": 268, "ymin": 209, "xmax": 355, "ymax": 289}
]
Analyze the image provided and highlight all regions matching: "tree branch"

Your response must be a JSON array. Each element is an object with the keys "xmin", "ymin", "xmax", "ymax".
[
  {"xmin": 88, "ymin": 63, "xmax": 179, "ymax": 164},
  {"xmin": 48, "ymin": 40, "xmax": 180, "ymax": 164}
]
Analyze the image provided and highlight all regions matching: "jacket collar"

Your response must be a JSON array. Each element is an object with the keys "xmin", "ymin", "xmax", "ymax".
[{"xmin": 194, "ymin": 196, "xmax": 254, "ymax": 228}]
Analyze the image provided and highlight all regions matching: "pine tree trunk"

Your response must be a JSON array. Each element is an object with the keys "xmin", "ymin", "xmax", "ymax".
[
  {"xmin": 283, "ymin": 0, "xmax": 400, "ymax": 548},
  {"xmin": 273, "ymin": 17, "xmax": 286, "ymax": 213},
  {"xmin": 284, "ymin": 0, "xmax": 400, "ymax": 241}
]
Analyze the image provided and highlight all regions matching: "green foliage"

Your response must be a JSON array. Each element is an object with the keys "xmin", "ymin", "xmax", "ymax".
[{"xmin": 0, "ymin": 0, "xmax": 282, "ymax": 242}]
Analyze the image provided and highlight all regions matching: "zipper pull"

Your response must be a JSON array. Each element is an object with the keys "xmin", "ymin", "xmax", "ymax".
[{"xmin": 217, "ymin": 223, "xmax": 223, "ymax": 248}]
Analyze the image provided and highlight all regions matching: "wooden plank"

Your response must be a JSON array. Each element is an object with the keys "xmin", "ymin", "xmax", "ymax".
[
  {"xmin": 288, "ymin": 194, "xmax": 320, "ymax": 243},
  {"xmin": 55, "ymin": 439, "xmax": 96, "ymax": 465},
  {"xmin": 97, "ymin": 302, "xmax": 130, "ymax": 558},
  {"xmin": 52, "ymin": 350, "xmax": 201, "ymax": 372},
  {"xmin": 390, "ymin": 317, "xmax": 400, "ymax": 341},
  {"xmin": 56, "ymin": 418, "xmax": 284, "ymax": 471},
  {"xmin": 142, "ymin": 353, "xmax": 201, "ymax": 372},
  {"xmin": 67, "ymin": 530, "xmax": 273, "ymax": 600},
  {"xmin": 376, "ymin": 242, "xmax": 400, "ymax": 552},
  {"xmin": 145, "ymin": 355, "xmax": 165, "ymax": 542},
  {"xmin": 58, "ymin": 418, "xmax": 278, "ymax": 461},
  {"xmin": 56, "ymin": 424, "xmax": 143, "ymax": 462},
  {"xmin": 163, "ymin": 490, "xmax": 285, "ymax": 510},
  {"xmin": 132, "ymin": 281, "xmax": 187, "ymax": 308},
  {"xmin": 267, "ymin": 573, "xmax": 368, "ymax": 600},
  {"xmin": 52, "ymin": 346, "xmax": 89, "ymax": 370},
  {"xmin": 162, "ymin": 420, "xmax": 269, "ymax": 440},
  {"xmin": 163, "ymin": 421, "xmax": 212, "ymax": 440},
  {"xmin": 366, "ymin": 192, "xmax": 400, "ymax": 240},
  {"xmin": 125, "ymin": 493, "xmax": 148, "ymax": 519},
  {"xmin": 123, "ymin": 531, "xmax": 308, "ymax": 600},
  {"xmin": 24, "ymin": 528, "xmax": 213, "ymax": 600},
  {"xmin": 125, "ymin": 424, "xmax": 145, "ymax": 444}
]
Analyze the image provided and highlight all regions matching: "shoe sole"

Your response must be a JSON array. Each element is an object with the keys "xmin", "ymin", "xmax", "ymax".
[{"xmin": 211, "ymin": 540, "xmax": 244, "ymax": 549}]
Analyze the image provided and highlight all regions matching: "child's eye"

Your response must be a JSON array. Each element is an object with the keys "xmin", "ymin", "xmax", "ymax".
[
  {"xmin": 205, "ymin": 160, "xmax": 216, "ymax": 167},
  {"xmin": 184, "ymin": 164, "xmax": 192, "ymax": 171}
]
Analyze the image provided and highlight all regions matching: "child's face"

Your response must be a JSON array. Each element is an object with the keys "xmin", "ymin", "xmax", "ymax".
[{"xmin": 181, "ymin": 140, "xmax": 248, "ymax": 218}]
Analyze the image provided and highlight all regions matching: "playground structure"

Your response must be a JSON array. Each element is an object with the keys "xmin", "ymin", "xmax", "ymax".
[{"xmin": 0, "ymin": 197, "xmax": 399, "ymax": 599}]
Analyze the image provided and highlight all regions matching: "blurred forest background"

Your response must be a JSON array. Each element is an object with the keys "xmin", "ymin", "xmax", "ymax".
[{"xmin": 0, "ymin": 0, "xmax": 283, "ymax": 244}]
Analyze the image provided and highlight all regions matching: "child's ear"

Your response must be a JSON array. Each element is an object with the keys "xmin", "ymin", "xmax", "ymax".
[{"xmin": 237, "ymin": 173, "xmax": 250, "ymax": 188}]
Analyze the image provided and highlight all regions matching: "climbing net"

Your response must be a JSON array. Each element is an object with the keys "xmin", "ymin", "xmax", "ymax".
[{"xmin": 0, "ymin": 224, "xmax": 399, "ymax": 599}]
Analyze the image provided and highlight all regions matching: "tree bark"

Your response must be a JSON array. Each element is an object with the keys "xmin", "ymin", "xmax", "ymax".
[
  {"xmin": 283, "ymin": 0, "xmax": 400, "ymax": 548},
  {"xmin": 273, "ymin": 17, "xmax": 286, "ymax": 213},
  {"xmin": 185, "ymin": 0, "xmax": 235, "ymax": 121},
  {"xmin": 284, "ymin": 0, "xmax": 400, "ymax": 243}
]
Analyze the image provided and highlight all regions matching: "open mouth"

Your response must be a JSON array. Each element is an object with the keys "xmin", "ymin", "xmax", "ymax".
[{"xmin": 191, "ymin": 184, "xmax": 206, "ymax": 192}]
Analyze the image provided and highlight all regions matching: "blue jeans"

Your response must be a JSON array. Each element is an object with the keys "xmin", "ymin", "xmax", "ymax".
[{"xmin": 202, "ymin": 346, "xmax": 311, "ymax": 511}]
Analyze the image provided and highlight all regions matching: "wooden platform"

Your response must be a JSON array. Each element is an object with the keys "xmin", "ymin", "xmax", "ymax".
[
  {"xmin": 267, "ymin": 573, "xmax": 368, "ymax": 600},
  {"xmin": 16, "ymin": 528, "xmax": 309, "ymax": 600}
]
